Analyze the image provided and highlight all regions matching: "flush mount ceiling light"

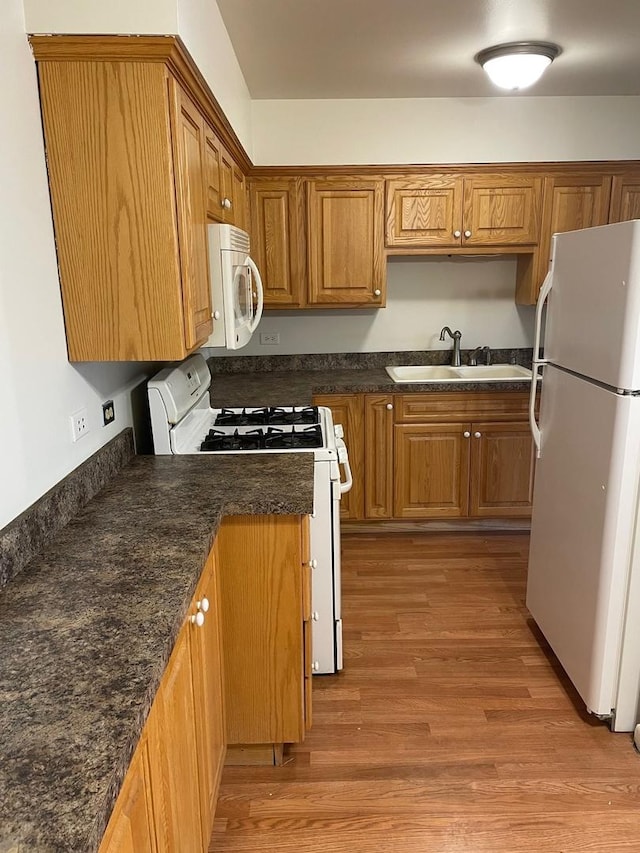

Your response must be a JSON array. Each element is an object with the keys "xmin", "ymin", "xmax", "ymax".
[{"xmin": 475, "ymin": 41, "xmax": 562, "ymax": 91}]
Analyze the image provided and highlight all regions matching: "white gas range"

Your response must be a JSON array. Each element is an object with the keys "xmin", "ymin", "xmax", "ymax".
[{"xmin": 147, "ymin": 354, "xmax": 352, "ymax": 674}]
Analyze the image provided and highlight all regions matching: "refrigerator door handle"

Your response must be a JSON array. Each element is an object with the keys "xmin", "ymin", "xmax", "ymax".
[{"xmin": 530, "ymin": 270, "xmax": 554, "ymax": 458}]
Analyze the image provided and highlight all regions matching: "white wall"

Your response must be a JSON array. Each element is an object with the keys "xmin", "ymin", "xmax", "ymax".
[
  {"xmin": 251, "ymin": 96, "xmax": 640, "ymax": 165},
  {"xmin": 0, "ymin": 0, "xmax": 151, "ymax": 529},
  {"xmin": 205, "ymin": 256, "xmax": 534, "ymax": 358},
  {"xmin": 23, "ymin": 0, "xmax": 254, "ymax": 155}
]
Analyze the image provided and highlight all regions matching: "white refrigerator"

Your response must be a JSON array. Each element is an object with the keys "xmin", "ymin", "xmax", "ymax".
[{"xmin": 528, "ymin": 219, "xmax": 640, "ymax": 733}]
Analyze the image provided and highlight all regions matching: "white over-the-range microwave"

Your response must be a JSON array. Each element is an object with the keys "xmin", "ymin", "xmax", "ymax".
[{"xmin": 205, "ymin": 223, "xmax": 264, "ymax": 350}]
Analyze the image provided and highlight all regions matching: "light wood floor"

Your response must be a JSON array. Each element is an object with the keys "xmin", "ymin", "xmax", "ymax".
[{"xmin": 211, "ymin": 532, "xmax": 640, "ymax": 852}]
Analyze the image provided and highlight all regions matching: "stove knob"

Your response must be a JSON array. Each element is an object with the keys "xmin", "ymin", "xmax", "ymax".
[
  {"xmin": 198, "ymin": 597, "xmax": 210, "ymax": 613},
  {"xmin": 334, "ymin": 424, "xmax": 344, "ymax": 439},
  {"xmin": 191, "ymin": 611, "xmax": 205, "ymax": 627}
]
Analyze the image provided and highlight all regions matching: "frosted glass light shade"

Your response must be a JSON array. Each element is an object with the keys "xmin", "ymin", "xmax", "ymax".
[{"xmin": 475, "ymin": 42, "xmax": 561, "ymax": 91}]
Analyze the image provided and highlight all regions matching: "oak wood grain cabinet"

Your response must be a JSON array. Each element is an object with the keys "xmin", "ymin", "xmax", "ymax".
[
  {"xmin": 312, "ymin": 394, "xmax": 365, "ymax": 520},
  {"xmin": 364, "ymin": 394, "xmax": 395, "ymax": 519},
  {"xmin": 31, "ymin": 38, "xmax": 220, "ymax": 361},
  {"xmin": 99, "ymin": 546, "xmax": 225, "ymax": 853},
  {"xmin": 215, "ymin": 515, "xmax": 312, "ymax": 755},
  {"xmin": 249, "ymin": 178, "xmax": 307, "ymax": 307},
  {"xmin": 307, "ymin": 179, "xmax": 386, "ymax": 306},
  {"xmin": 516, "ymin": 173, "xmax": 612, "ymax": 305},
  {"xmin": 393, "ymin": 392, "xmax": 534, "ymax": 519},
  {"xmin": 386, "ymin": 175, "xmax": 542, "ymax": 249},
  {"xmin": 609, "ymin": 174, "xmax": 640, "ymax": 223},
  {"xmin": 204, "ymin": 124, "xmax": 247, "ymax": 230}
]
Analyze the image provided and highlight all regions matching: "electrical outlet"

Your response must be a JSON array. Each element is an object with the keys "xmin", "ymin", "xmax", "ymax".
[
  {"xmin": 260, "ymin": 332, "xmax": 280, "ymax": 345},
  {"xmin": 70, "ymin": 408, "xmax": 89, "ymax": 442},
  {"xmin": 102, "ymin": 400, "xmax": 115, "ymax": 426}
]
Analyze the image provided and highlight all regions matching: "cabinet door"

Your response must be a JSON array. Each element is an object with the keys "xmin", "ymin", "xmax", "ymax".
[
  {"xmin": 609, "ymin": 175, "xmax": 640, "ymax": 223},
  {"xmin": 516, "ymin": 174, "xmax": 612, "ymax": 304},
  {"xmin": 190, "ymin": 546, "xmax": 226, "ymax": 849},
  {"xmin": 204, "ymin": 124, "xmax": 224, "ymax": 222},
  {"xmin": 394, "ymin": 424, "xmax": 470, "ymax": 519},
  {"xmin": 462, "ymin": 175, "xmax": 542, "ymax": 246},
  {"xmin": 307, "ymin": 180, "xmax": 385, "ymax": 305},
  {"xmin": 231, "ymin": 163, "xmax": 248, "ymax": 231},
  {"xmin": 99, "ymin": 735, "xmax": 155, "ymax": 853},
  {"xmin": 364, "ymin": 394, "xmax": 394, "ymax": 519},
  {"xmin": 170, "ymin": 81, "xmax": 213, "ymax": 350},
  {"xmin": 469, "ymin": 422, "xmax": 534, "ymax": 517},
  {"xmin": 249, "ymin": 179, "xmax": 306, "ymax": 307},
  {"xmin": 385, "ymin": 178, "xmax": 463, "ymax": 247},
  {"xmin": 146, "ymin": 626, "xmax": 202, "ymax": 853},
  {"xmin": 312, "ymin": 394, "xmax": 365, "ymax": 521}
]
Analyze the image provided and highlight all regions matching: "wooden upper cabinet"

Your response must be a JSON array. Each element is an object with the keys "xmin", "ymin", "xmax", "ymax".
[
  {"xmin": 462, "ymin": 175, "xmax": 541, "ymax": 247},
  {"xmin": 609, "ymin": 175, "xmax": 640, "ymax": 223},
  {"xmin": 204, "ymin": 123, "xmax": 224, "ymax": 221},
  {"xmin": 34, "ymin": 48, "xmax": 220, "ymax": 361},
  {"xmin": 386, "ymin": 175, "xmax": 541, "ymax": 249},
  {"xmin": 170, "ymin": 82, "xmax": 213, "ymax": 351},
  {"xmin": 516, "ymin": 174, "xmax": 612, "ymax": 304},
  {"xmin": 250, "ymin": 178, "xmax": 306, "ymax": 308},
  {"xmin": 386, "ymin": 177, "xmax": 463, "ymax": 247},
  {"xmin": 307, "ymin": 179, "xmax": 385, "ymax": 306},
  {"xmin": 204, "ymin": 124, "xmax": 246, "ymax": 229}
]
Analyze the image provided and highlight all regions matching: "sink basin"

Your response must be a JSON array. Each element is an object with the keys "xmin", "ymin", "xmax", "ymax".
[{"xmin": 385, "ymin": 364, "xmax": 532, "ymax": 383}]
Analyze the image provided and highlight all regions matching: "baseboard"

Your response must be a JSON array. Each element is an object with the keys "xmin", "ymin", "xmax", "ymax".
[{"xmin": 342, "ymin": 519, "xmax": 531, "ymax": 534}]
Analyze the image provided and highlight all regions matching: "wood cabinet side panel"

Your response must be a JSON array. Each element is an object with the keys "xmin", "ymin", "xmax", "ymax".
[
  {"xmin": 217, "ymin": 515, "xmax": 305, "ymax": 744},
  {"xmin": 99, "ymin": 736, "xmax": 156, "ymax": 853},
  {"xmin": 38, "ymin": 60, "xmax": 187, "ymax": 361},
  {"xmin": 313, "ymin": 394, "xmax": 365, "ymax": 520}
]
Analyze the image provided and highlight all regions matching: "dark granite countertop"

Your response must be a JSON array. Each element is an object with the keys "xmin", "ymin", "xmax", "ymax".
[
  {"xmin": 209, "ymin": 366, "xmax": 533, "ymax": 408},
  {"xmin": 0, "ymin": 452, "xmax": 314, "ymax": 853}
]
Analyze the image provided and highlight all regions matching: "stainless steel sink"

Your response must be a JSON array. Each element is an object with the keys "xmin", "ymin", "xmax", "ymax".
[{"xmin": 385, "ymin": 364, "xmax": 532, "ymax": 383}]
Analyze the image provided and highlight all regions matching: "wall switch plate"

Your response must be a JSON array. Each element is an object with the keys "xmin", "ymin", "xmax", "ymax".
[
  {"xmin": 102, "ymin": 400, "xmax": 115, "ymax": 426},
  {"xmin": 260, "ymin": 332, "xmax": 280, "ymax": 345},
  {"xmin": 70, "ymin": 408, "xmax": 89, "ymax": 441}
]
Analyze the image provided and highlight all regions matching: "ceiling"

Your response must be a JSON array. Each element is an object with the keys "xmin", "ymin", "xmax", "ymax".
[{"xmin": 216, "ymin": 0, "xmax": 640, "ymax": 99}]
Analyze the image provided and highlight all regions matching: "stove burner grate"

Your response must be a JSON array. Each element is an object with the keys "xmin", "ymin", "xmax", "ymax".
[{"xmin": 214, "ymin": 406, "xmax": 319, "ymax": 427}]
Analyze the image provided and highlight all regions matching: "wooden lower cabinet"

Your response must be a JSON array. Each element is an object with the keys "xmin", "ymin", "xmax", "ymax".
[
  {"xmin": 364, "ymin": 395, "xmax": 395, "ymax": 518},
  {"xmin": 312, "ymin": 394, "xmax": 365, "ymax": 520},
  {"xmin": 99, "ymin": 546, "xmax": 225, "ymax": 853},
  {"xmin": 469, "ymin": 422, "xmax": 535, "ymax": 517},
  {"xmin": 99, "ymin": 734, "xmax": 156, "ymax": 853}
]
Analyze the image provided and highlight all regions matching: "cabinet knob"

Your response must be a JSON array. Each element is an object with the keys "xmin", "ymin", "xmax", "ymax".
[
  {"xmin": 464, "ymin": 230, "xmax": 472, "ymax": 238},
  {"xmin": 463, "ymin": 431, "xmax": 471, "ymax": 438},
  {"xmin": 213, "ymin": 310, "xmax": 221, "ymax": 320},
  {"xmin": 191, "ymin": 611, "xmax": 205, "ymax": 627},
  {"xmin": 221, "ymin": 197, "xmax": 232, "ymax": 209},
  {"xmin": 312, "ymin": 611, "xmax": 320, "ymax": 621},
  {"xmin": 310, "ymin": 559, "xmax": 318, "ymax": 569},
  {"xmin": 386, "ymin": 403, "xmax": 393, "ymax": 410},
  {"xmin": 374, "ymin": 289, "xmax": 381, "ymax": 297},
  {"xmin": 474, "ymin": 431, "xmax": 482, "ymax": 438},
  {"xmin": 198, "ymin": 597, "xmax": 210, "ymax": 613},
  {"xmin": 453, "ymin": 230, "xmax": 461, "ymax": 238},
  {"xmin": 312, "ymin": 661, "xmax": 320, "ymax": 672}
]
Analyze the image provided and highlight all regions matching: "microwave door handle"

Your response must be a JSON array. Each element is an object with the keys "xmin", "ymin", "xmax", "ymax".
[{"xmin": 245, "ymin": 256, "xmax": 264, "ymax": 332}]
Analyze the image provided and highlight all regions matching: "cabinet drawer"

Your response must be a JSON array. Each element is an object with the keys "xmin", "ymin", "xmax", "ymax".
[{"xmin": 395, "ymin": 392, "xmax": 530, "ymax": 423}]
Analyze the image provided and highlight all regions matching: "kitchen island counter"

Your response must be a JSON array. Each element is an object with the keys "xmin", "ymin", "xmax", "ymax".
[{"xmin": 0, "ymin": 448, "xmax": 313, "ymax": 853}]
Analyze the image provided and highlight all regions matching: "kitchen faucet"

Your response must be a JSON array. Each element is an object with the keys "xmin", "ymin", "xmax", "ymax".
[
  {"xmin": 439, "ymin": 326, "xmax": 462, "ymax": 367},
  {"xmin": 469, "ymin": 346, "xmax": 492, "ymax": 366}
]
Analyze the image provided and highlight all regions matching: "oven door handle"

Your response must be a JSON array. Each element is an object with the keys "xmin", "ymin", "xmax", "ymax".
[{"xmin": 336, "ymin": 437, "xmax": 353, "ymax": 494}]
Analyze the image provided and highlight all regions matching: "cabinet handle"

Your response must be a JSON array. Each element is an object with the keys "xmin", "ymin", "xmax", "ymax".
[
  {"xmin": 191, "ymin": 611, "xmax": 205, "ymax": 627},
  {"xmin": 463, "ymin": 431, "xmax": 471, "ymax": 438},
  {"xmin": 198, "ymin": 597, "xmax": 210, "ymax": 613},
  {"xmin": 464, "ymin": 230, "xmax": 472, "ymax": 238},
  {"xmin": 386, "ymin": 403, "xmax": 393, "ymax": 411},
  {"xmin": 474, "ymin": 431, "xmax": 482, "ymax": 438},
  {"xmin": 374, "ymin": 289, "xmax": 381, "ymax": 297},
  {"xmin": 453, "ymin": 230, "xmax": 461, "ymax": 238}
]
